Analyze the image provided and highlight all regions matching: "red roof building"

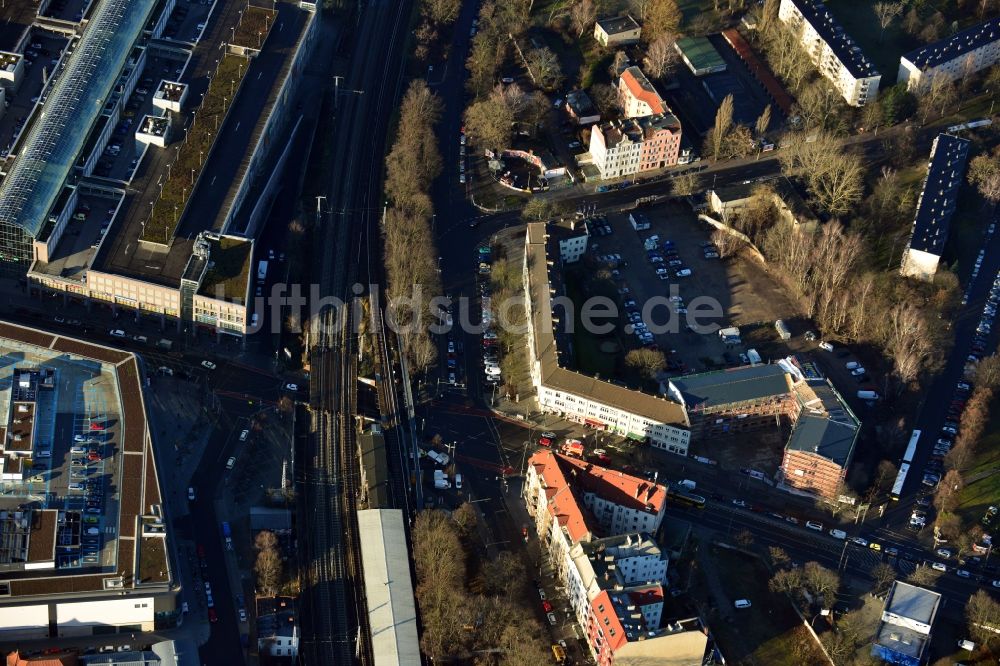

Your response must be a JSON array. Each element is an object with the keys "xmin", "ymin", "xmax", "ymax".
[{"xmin": 617, "ymin": 66, "xmax": 666, "ymax": 117}]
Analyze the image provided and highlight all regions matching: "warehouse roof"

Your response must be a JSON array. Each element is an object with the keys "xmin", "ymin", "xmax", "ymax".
[{"xmin": 356, "ymin": 510, "xmax": 420, "ymax": 666}]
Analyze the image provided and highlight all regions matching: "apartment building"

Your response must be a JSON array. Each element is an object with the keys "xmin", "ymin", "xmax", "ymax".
[
  {"xmin": 778, "ymin": 0, "xmax": 880, "ymax": 106},
  {"xmin": 589, "ymin": 591, "xmax": 708, "ymax": 666},
  {"xmin": 523, "ymin": 223, "xmax": 691, "ymax": 454},
  {"xmin": 594, "ymin": 16, "xmax": 641, "ymax": 47},
  {"xmin": 900, "ymin": 134, "xmax": 970, "ymax": 282},
  {"xmin": 588, "ymin": 114, "xmax": 682, "ymax": 180},
  {"xmin": 899, "ymin": 17, "xmax": 1000, "ymax": 91},
  {"xmin": 567, "ymin": 533, "xmax": 668, "ymax": 630},
  {"xmin": 617, "ymin": 66, "xmax": 666, "ymax": 118}
]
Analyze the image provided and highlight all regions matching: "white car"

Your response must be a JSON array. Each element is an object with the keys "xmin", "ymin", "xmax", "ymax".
[
  {"xmin": 932, "ymin": 562, "xmax": 947, "ymax": 572},
  {"xmin": 187, "ymin": 487, "xmax": 195, "ymax": 501},
  {"xmin": 447, "ymin": 372, "xmax": 456, "ymax": 385},
  {"xmin": 109, "ymin": 329, "xmax": 126, "ymax": 338},
  {"xmin": 239, "ymin": 429, "xmax": 249, "ymax": 442},
  {"xmin": 936, "ymin": 548, "xmax": 952, "ymax": 559},
  {"xmin": 845, "ymin": 361, "xmax": 860, "ymax": 370},
  {"xmin": 734, "ymin": 599, "xmax": 751, "ymax": 609},
  {"xmin": 829, "ymin": 529, "xmax": 847, "ymax": 539},
  {"xmin": 805, "ymin": 521, "xmax": 823, "ymax": 531},
  {"xmin": 547, "ymin": 612, "xmax": 558, "ymax": 625},
  {"xmin": 226, "ymin": 456, "xmax": 236, "ymax": 470},
  {"xmin": 200, "ymin": 360, "xmax": 216, "ymax": 370},
  {"xmin": 851, "ymin": 537, "xmax": 868, "ymax": 547},
  {"xmin": 850, "ymin": 367, "xmax": 866, "ymax": 376},
  {"xmin": 284, "ymin": 383, "xmax": 299, "ymax": 392},
  {"xmin": 538, "ymin": 588, "xmax": 547, "ymax": 600},
  {"xmin": 956, "ymin": 569, "xmax": 971, "ymax": 578},
  {"xmin": 818, "ymin": 341, "xmax": 834, "ymax": 352}
]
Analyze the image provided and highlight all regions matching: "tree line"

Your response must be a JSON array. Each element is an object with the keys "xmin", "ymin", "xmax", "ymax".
[
  {"xmin": 412, "ymin": 508, "xmax": 551, "ymax": 664},
  {"xmin": 383, "ymin": 81, "xmax": 444, "ymax": 373}
]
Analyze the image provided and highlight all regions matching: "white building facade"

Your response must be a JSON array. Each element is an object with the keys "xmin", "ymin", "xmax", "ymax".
[
  {"xmin": 778, "ymin": 0, "xmax": 880, "ymax": 106},
  {"xmin": 898, "ymin": 18, "xmax": 1000, "ymax": 91}
]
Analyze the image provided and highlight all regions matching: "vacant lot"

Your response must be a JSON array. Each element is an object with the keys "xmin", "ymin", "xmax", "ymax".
[
  {"xmin": 955, "ymin": 411, "xmax": 1000, "ymax": 528},
  {"xmin": 697, "ymin": 546, "xmax": 828, "ymax": 666},
  {"xmin": 688, "ymin": 427, "xmax": 790, "ymax": 476}
]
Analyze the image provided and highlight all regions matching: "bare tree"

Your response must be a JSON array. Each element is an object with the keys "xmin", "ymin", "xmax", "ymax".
[
  {"xmin": 907, "ymin": 564, "xmax": 940, "ymax": 586},
  {"xmin": 802, "ymin": 561, "xmax": 840, "ymax": 599},
  {"xmin": 671, "ymin": 171, "xmax": 701, "ymax": 196},
  {"xmin": 625, "ymin": 348, "xmax": 666, "ymax": 379},
  {"xmin": 255, "ymin": 548, "xmax": 282, "ymax": 595},
  {"xmin": 643, "ymin": 33, "xmax": 679, "ymax": 79},
  {"xmin": 735, "ymin": 529, "xmax": 755, "ymax": 549},
  {"xmin": 629, "ymin": 0, "xmax": 654, "ymax": 21},
  {"xmin": 589, "ymin": 82, "xmax": 620, "ymax": 116},
  {"xmin": 870, "ymin": 562, "xmax": 896, "ymax": 592},
  {"xmin": 754, "ymin": 104, "xmax": 772, "ymax": 138},
  {"xmin": 464, "ymin": 92, "xmax": 515, "ymax": 151},
  {"xmin": 968, "ymin": 591, "xmax": 1000, "ymax": 647},
  {"xmin": 968, "ymin": 147, "xmax": 1000, "ymax": 209},
  {"xmin": 255, "ymin": 530, "xmax": 278, "ymax": 552},
  {"xmin": 768, "ymin": 546, "xmax": 790, "ymax": 569},
  {"xmin": 609, "ymin": 50, "xmax": 630, "ymax": 78},
  {"xmin": 873, "ymin": 2, "xmax": 903, "ymax": 42},
  {"xmin": 706, "ymin": 94, "xmax": 734, "ymax": 161},
  {"xmin": 645, "ymin": 0, "xmax": 682, "ymax": 40},
  {"xmin": 525, "ymin": 47, "xmax": 564, "ymax": 90},
  {"xmin": 711, "ymin": 228, "xmax": 747, "ymax": 259},
  {"xmin": 569, "ymin": 0, "xmax": 597, "ymax": 37},
  {"xmin": 421, "ymin": 0, "xmax": 461, "ymax": 25},
  {"xmin": 768, "ymin": 568, "xmax": 802, "ymax": 596}
]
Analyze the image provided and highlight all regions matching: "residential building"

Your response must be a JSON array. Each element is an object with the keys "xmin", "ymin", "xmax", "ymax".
[
  {"xmin": 674, "ymin": 37, "xmax": 727, "ymax": 76},
  {"xmin": 550, "ymin": 220, "xmax": 589, "ymax": 264},
  {"xmin": 898, "ymin": 18, "xmax": 1000, "ymax": 91},
  {"xmin": 588, "ymin": 592, "xmax": 709, "ymax": 666},
  {"xmin": 588, "ymin": 114, "xmax": 682, "ymax": 180},
  {"xmin": 594, "ymin": 16, "xmax": 641, "ymax": 47},
  {"xmin": 567, "ymin": 533, "xmax": 668, "ymax": 629},
  {"xmin": 0, "ymin": 322, "xmax": 174, "ymax": 639},
  {"xmin": 356, "ymin": 510, "xmax": 420, "ymax": 666},
  {"xmin": 256, "ymin": 597, "xmax": 300, "ymax": 660},
  {"xmin": 617, "ymin": 66, "xmax": 666, "ymax": 118},
  {"xmin": 522, "ymin": 223, "xmax": 692, "ymax": 453},
  {"xmin": 778, "ymin": 0, "xmax": 881, "ymax": 106},
  {"xmin": 900, "ymin": 134, "xmax": 970, "ymax": 281},
  {"xmin": 872, "ymin": 581, "xmax": 941, "ymax": 666},
  {"xmin": 565, "ymin": 90, "xmax": 601, "ymax": 125}
]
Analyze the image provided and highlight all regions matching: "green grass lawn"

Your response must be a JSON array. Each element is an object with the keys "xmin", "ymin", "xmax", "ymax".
[
  {"xmin": 700, "ymin": 547, "xmax": 828, "ymax": 666},
  {"xmin": 955, "ymin": 410, "xmax": 1000, "ymax": 528},
  {"xmin": 565, "ymin": 272, "xmax": 618, "ymax": 377}
]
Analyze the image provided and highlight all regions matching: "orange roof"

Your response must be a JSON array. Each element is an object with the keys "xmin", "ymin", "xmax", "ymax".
[
  {"xmin": 628, "ymin": 585, "xmax": 665, "ymax": 606},
  {"xmin": 529, "ymin": 451, "xmax": 666, "ymax": 541},
  {"xmin": 620, "ymin": 67, "xmax": 666, "ymax": 115},
  {"xmin": 6, "ymin": 652, "xmax": 78, "ymax": 666},
  {"xmin": 591, "ymin": 590, "xmax": 629, "ymax": 654}
]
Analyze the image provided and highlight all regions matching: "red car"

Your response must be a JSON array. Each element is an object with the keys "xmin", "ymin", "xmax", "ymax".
[
  {"xmin": 542, "ymin": 600, "xmax": 553, "ymax": 613},
  {"xmin": 538, "ymin": 437, "xmax": 552, "ymax": 447},
  {"xmin": 208, "ymin": 608, "xmax": 218, "ymax": 623}
]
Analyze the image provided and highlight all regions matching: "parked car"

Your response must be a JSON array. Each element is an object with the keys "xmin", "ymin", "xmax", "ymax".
[{"xmin": 734, "ymin": 599, "xmax": 752, "ymax": 609}]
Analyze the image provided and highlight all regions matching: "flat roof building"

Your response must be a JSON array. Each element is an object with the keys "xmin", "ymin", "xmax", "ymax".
[
  {"xmin": 872, "ymin": 581, "xmax": 941, "ymax": 666},
  {"xmin": 356, "ymin": 510, "xmax": 420, "ymax": 666},
  {"xmin": 778, "ymin": 0, "xmax": 880, "ymax": 106},
  {"xmin": 19, "ymin": 1, "xmax": 319, "ymax": 340},
  {"xmin": 594, "ymin": 16, "xmax": 641, "ymax": 47},
  {"xmin": 901, "ymin": 134, "xmax": 970, "ymax": 282},
  {"xmin": 0, "ymin": 320, "xmax": 173, "ymax": 639},
  {"xmin": 674, "ymin": 37, "xmax": 727, "ymax": 76},
  {"xmin": 899, "ymin": 18, "xmax": 1000, "ymax": 92}
]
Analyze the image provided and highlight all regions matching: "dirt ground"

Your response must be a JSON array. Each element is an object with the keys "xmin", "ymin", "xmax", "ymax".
[{"xmin": 687, "ymin": 427, "xmax": 790, "ymax": 477}]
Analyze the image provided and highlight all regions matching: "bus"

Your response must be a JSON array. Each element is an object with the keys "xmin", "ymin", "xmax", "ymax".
[
  {"xmin": 889, "ymin": 430, "xmax": 921, "ymax": 501},
  {"xmin": 665, "ymin": 486, "xmax": 707, "ymax": 509}
]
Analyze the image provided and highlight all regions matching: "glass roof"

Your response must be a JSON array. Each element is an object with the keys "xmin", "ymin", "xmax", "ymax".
[{"xmin": 0, "ymin": 0, "xmax": 157, "ymax": 238}]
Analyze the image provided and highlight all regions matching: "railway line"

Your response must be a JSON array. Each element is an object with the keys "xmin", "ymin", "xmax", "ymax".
[{"xmin": 296, "ymin": 0, "xmax": 412, "ymax": 661}]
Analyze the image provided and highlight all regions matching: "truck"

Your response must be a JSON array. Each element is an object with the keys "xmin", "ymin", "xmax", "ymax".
[
  {"xmin": 426, "ymin": 449, "xmax": 450, "ymax": 466},
  {"xmin": 221, "ymin": 522, "xmax": 233, "ymax": 550},
  {"xmin": 629, "ymin": 212, "xmax": 650, "ymax": 231},
  {"xmin": 433, "ymin": 469, "xmax": 451, "ymax": 489},
  {"xmin": 256, "ymin": 260, "xmax": 268, "ymax": 281},
  {"xmin": 775, "ymin": 319, "xmax": 791, "ymax": 340}
]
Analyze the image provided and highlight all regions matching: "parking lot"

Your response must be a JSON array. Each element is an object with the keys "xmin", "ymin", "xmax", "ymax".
[
  {"xmin": 582, "ymin": 202, "xmax": 804, "ymax": 374},
  {"xmin": 162, "ymin": 0, "xmax": 215, "ymax": 43},
  {"xmin": 0, "ymin": 34, "xmax": 71, "ymax": 160},
  {"xmin": 0, "ymin": 353, "xmax": 122, "ymax": 570}
]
